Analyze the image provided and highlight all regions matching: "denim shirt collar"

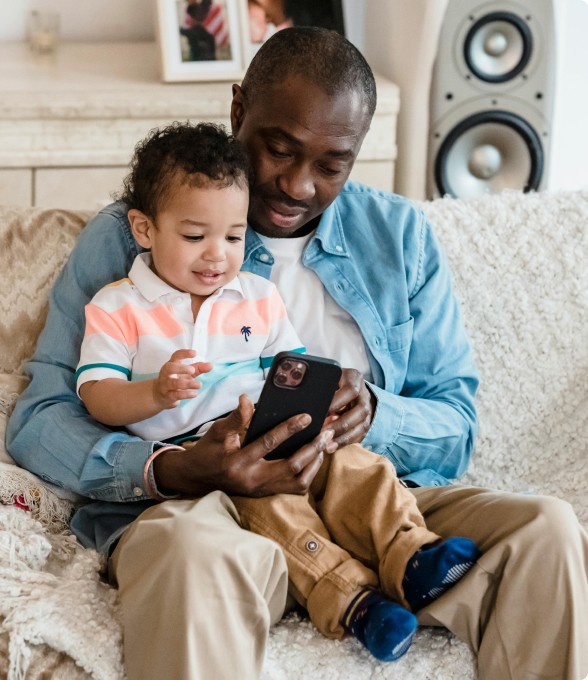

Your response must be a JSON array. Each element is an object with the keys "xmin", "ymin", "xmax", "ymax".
[{"xmin": 243, "ymin": 199, "xmax": 350, "ymax": 268}]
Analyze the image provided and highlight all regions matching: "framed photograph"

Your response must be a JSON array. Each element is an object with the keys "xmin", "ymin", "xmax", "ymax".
[
  {"xmin": 247, "ymin": 0, "xmax": 345, "ymax": 61},
  {"xmin": 155, "ymin": 0, "xmax": 250, "ymax": 82}
]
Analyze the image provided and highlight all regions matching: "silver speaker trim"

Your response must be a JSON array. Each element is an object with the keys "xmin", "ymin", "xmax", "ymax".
[
  {"xmin": 464, "ymin": 11, "xmax": 533, "ymax": 82},
  {"xmin": 445, "ymin": 124, "xmax": 531, "ymax": 197},
  {"xmin": 433, "ymin": 110, "xmax": 544, "ymax": 198}
]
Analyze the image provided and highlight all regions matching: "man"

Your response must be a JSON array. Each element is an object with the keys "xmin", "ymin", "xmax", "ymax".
[{"xmin": 7, "ymin": 27, "xmax": 588, "ymax": 680}]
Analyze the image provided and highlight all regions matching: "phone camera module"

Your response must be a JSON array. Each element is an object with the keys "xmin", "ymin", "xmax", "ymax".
[
  {"xmin": 273, "ymin": 357, "xmax": 308, "ymax": 388},
  {"xmin": 290, "ymin": 368, "xmax": 303, "ymax": 381}
]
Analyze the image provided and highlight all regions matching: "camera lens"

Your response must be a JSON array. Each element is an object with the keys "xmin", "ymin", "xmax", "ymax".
[
  {"xmin": 275, "ymin": 373, "xmax": 288, "ymax": 385},
  {"xmin": 291, "ymin": 369, "xmax": 303, "ymax": 381},
  {"xmin": 280, "ymin": 361, "xmax": 292, "ymax": 372}
]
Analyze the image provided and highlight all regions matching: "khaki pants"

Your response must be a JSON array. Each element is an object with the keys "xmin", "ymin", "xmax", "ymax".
[
  {"xmin": 109, "ymin": 491, "xmax": 288, "ymax": 680},
  {"xmin": 413, "ymin": 485, "xmax": 588, "ymax": 680},
  {"xmin": 233, "ymin": 443, "xmax": 440, "ymax": 638},
  {"xmin": 110, "ymin": 457, "xmax": 588, "ymax": 680}
]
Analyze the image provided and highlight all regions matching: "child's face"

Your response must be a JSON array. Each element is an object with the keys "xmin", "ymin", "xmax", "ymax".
[{"xmin": 136, "ymin": 179, "xmax": 248, "ymax": 299}]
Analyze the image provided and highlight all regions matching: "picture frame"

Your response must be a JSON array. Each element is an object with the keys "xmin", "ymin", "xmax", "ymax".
[
  {"xmin": 155, "ymin": 0, "xmax": 250, "ymax": 82},
  {"xmin": 247, "ymin": 0, "xmax": 345, "ymax": 62}
]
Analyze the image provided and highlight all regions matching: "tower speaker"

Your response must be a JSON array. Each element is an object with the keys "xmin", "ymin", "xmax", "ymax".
[
  {"xmin": 427, "ymin": 0, "xmax": 555, "ymax": 199},
  {"xmin": 364, "ymin": 0, "xmax": 588, "ymax": 200}
]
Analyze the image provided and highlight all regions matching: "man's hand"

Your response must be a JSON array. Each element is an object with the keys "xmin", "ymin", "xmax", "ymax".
[
  {"xmin": 153, "ymin": 349, "xmax": 213, "ymax": 409},
  {"xmin": 153, "ymin": 394, "xmax": 336, "ymax": 498},
  {"xmin": 326, "ymin": 368, "xmax": 376, "ymax": 446}
]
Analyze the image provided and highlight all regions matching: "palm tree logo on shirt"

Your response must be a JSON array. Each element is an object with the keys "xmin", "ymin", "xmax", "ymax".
[{"xmin": 240, "ymin": 325, "xmax": 252, "ymax": 342}]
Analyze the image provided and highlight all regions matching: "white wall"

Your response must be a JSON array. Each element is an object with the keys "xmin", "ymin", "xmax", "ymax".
[{"xmin": 0, "ymin": 1, "xmax": 364, "ymax": 47}]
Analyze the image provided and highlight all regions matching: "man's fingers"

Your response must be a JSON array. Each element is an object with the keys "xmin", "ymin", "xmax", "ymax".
[
  {"xmin": 292, "ymin": 451, "xmax": 324, "ymax": 489},
  {"xmin": 326, "ymin": 368, "xmax": 375, "ymax": 447},
  {"xmin": 212, "ymin": 394, "xmax": 255, "ymax": 443},
  {"xmin": 330, "ymin": 411, "xmax": 370, "ymax": 446},
  {"xmin": 263, "ymin": 428, "xmax": 335, "ymax": 494},
  {"xmin": 246, "ymin": 412, "xmax": 312, "ymax": 461}
]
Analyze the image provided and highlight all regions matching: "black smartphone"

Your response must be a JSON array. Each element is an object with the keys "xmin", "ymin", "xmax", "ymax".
[{"xmin": 244, "ymin": 351, "xmax": 342, "ymax": 460}]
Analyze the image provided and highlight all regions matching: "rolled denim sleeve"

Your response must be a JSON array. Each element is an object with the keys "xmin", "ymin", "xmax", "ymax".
[
  {"xmin": 363, "ymin": 382, "xmax": 477, "ymax": 482},
  {"xmin": 362, "ymin": 213, "xmax": 479, "ymax": 481},
  {"xmin": 6, "ymin": 203, "xmax": 157, "ymax": 502}
]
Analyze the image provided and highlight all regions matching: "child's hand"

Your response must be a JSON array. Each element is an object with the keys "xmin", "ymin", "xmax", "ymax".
[
  {"xmin": 321, "ymin": 414, "xmax": 340, "ymax": 454},
  {"xmin": 323, "ymin": 414, "xmax": 340, "ymax": 428},
  {"xmin": 153, "ymin": 349, "xmax": 213, "ymax": 409}
]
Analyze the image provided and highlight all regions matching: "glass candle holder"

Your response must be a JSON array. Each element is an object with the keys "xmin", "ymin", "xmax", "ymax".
[{"xmin": 28, "ymin": 10, "xmax": 61, "ymax": 55}]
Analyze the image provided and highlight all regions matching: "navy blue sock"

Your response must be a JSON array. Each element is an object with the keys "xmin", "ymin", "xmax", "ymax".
[
  {"xmin": 342, "ymin": 588, "xmax": 418, "ymax": 662},
  {"xmin": 402, "ymin": 537, "xmax": 480, "ymax": 612}
]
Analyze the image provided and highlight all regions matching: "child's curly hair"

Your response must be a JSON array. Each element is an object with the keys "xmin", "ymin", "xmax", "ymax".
[{"xmin": 118, "ymin": 121, "xmax": 251, "ymax": 218}]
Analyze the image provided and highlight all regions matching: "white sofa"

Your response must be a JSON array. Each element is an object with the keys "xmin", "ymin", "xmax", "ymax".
[{"xmin": 1, "ymin": 189, "xmax": 587, "ymax": 679}]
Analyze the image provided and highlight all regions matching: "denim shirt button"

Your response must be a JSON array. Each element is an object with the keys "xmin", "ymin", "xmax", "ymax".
[
  {"xmin": 133, "ymin": 486, "xmax": 144, "ymax": 497},
  {"xmin": 259, "ymin": 253, "xmax": 270, "ymax": 262}
]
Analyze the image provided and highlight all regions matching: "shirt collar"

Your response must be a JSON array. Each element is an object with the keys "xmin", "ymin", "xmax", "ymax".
[
  {"xmin": 311, "ymin": 200, "xmax": 350, "ymax": 258},
  {"xmin": 244, "ymin": 191, "xmax": 350, "ymax": 263},
  {"xmin": 129, "ymin": 253, "xmax": 245, "ymax": 302}
]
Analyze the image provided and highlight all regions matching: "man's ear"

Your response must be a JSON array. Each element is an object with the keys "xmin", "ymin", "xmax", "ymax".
[
  {"xmin": 230, "ymin": 83, "xmax": 246, "ymax": 136},
  {"xmin": 128, "ymin": 209, "xmax": 153, "ymax": 249}
]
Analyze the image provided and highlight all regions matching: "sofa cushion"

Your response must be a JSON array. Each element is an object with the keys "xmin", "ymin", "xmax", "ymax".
[{"xmin": 0, "ymin": 206, "xmax": 89, "ymax": 376}]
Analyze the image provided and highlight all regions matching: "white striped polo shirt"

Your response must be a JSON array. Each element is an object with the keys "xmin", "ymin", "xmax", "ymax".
[{"xmin": 76, "ymin": 253, "xmax": 304, "ymax": 442}]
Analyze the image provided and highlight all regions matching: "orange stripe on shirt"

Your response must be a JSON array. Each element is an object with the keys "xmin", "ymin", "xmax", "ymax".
[
  {"xmin": 85, "ymin": 302, "xmax": 184, "ymax": 345},
  {"xmin": 207, "ymin": 288, "xmax": 286, "ymax": 335}
]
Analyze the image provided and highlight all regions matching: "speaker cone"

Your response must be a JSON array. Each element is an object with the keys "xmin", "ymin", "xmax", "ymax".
[
  {"xmin": 434, "ymin": 110, "xmax": 543, "ymax": 198},
  {"xmin": 464, "ymin": 11, "xmax": 532, "ymax": 83}
]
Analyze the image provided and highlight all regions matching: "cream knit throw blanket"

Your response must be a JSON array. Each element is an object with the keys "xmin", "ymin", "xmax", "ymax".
[{"xmin": 1, "ymin": 189, "xmax": 587, "ymax": 679}]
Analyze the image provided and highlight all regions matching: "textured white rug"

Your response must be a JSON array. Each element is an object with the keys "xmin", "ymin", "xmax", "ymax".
[{"xmin": 1, "ymin": 188, "xmax": 587, "ymax": 679}]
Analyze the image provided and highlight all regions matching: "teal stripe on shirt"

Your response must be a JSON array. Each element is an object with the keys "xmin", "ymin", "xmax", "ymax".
[
  {"xmin": 132, "ymin": 358, "xmax": 265, "ymax": 407},
  {"xmin": 75, "ymin": 363, "xmax": 131, "ymax": 381}
]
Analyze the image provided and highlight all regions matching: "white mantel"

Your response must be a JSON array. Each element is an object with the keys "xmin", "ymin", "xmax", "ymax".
[{"xmin": 0, "ymin": 41, "xmax": 398, "ymax": 209}]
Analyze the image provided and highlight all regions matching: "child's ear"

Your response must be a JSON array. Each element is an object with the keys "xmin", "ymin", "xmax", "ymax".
[{"xmin": 128, "ymin": 209, "xmax": 153, "ymax": 249}]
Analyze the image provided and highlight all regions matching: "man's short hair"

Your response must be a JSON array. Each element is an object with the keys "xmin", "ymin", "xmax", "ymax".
[
  {"xmin": 118, "ymin": 121, "xmax": 250, "ymax": 218},
  {"xmin": 241, "ymin": 26, "xmax": 377, "ymax": 118}
]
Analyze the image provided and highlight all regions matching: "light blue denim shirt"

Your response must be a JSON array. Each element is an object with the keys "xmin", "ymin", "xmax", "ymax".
[{"xmin": 7, "ymin": 181, "xmax": 478, "ymax": 554}]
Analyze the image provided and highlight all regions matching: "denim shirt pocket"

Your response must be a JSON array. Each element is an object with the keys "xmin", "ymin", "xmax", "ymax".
[
  {"xmin": 380, "ymin": 316, "xmax": 413, "ymax": 383},
  {"xmin": 384, "ymin": 317, "xmax": 414, "ymax": 353}
]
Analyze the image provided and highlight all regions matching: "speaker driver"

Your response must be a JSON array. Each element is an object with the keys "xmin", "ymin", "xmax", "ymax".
[
  {"xmin": 464, "ymin": 11, "xmax": 533, "ymax": 82},
  {"xmin": 434, "ymin": 110, "xmax": 543, "ymax": 198}
]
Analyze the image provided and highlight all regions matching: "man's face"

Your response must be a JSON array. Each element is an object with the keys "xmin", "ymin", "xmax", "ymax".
[{"xmin": 231, "ymin": 74, "xmax": 371, "ymax": 237}]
